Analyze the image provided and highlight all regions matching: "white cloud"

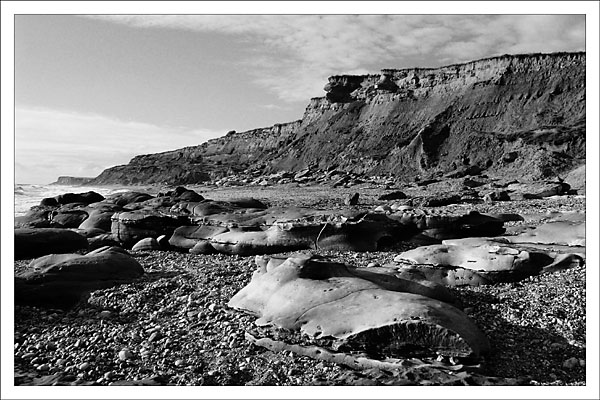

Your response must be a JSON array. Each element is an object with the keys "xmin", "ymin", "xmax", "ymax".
[
  {"xmin": 15, "ymin": 106, "xmax": 223, "ymax": 184},
  {"xmin": 89, "ymin": 15, "xmax": 585, "ymax": 102}
]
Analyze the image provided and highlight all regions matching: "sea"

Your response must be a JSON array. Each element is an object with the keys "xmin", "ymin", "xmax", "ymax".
[{"xmin": 13, "ymin": 183, "xmax": 135, "ymax": 217}]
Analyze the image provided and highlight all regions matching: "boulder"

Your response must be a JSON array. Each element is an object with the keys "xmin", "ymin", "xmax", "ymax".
[
  {"xmin": 110, "ymin": 211, "xmax": 187, "ymax": 247},
  {"xmin": 14, "ymin": 207, "xmax": 53, "ymax": 228},
  {"xmin": 54, "ymin": 191, "xmax": 104, "ymax": 205},
  {"xmin": 15, "ymin": 228, "xmax": 88, "ymax": 260},
  {"xmin": 49, "ymin": 208, "xmax": 89, "ymax": 228},
  {"xmin": 15, "ymin": 246, "xmax": 144, "ymax": 308},
  {"xmin": 78, "ymin": 209, "xmax": 117, "ymax": 231},
  {"xmin": 229, "ymin": 255, "xmax": 490, "ymax": 358},
  {"xmin": 40, "ymin": 197, "xmax": 59, "ymax": 207}
]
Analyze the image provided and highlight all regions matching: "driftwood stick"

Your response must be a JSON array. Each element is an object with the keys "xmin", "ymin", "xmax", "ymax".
[{"xmin": 244, "ymin": 332, "xmax": 465, "ymax": 373}]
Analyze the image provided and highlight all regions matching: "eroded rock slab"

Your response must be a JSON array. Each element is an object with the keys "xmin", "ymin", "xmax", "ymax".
[
  {"xmin": 229, "ymin": 255, "xmax": 490, "ymax": 358},
  {"xmin": 394, "ymin": 232, "xmax": 585, "ymax": 286},
  {"xmin": 169, "ymin": 206, "xmax": 504, "ymax": 256}
]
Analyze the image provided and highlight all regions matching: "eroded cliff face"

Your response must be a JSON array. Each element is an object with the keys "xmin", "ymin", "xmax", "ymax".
[{"xmin": 90, "ymin": 52, "xmax": 585, "ymax": 185}]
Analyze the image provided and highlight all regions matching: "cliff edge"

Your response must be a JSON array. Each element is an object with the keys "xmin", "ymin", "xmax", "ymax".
[{"xmin": 90, "ymin": 52, "xmax": 585, "ymax": 186}]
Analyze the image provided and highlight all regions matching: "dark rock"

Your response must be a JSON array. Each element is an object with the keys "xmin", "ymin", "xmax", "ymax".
[
  {"xmin": 378, "ymin": 191, "xmax": 407, "ymax": 201},
  {"xmin": 40, "ymin": 197, "xmax": 59, "ymax": 207},
  {"xmin": 55, "ymin": 191, "xmax": 104, "ymax": 205},
  {"xmin": 15, "ymin": 228, "xmax": 88, "ymax": 260}
]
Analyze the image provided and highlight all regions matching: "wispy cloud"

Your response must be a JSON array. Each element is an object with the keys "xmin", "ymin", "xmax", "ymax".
[
  {"xmin": 15, "ymin": 106, "xmax": 223, "ymax": 184},
  {"xmin": 90, "ymin": 15, "xmax": 585, "ymax": 102}
]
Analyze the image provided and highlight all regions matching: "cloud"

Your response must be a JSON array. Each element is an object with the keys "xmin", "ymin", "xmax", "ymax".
[
  {"xmin": 259, "ymin": 104, "xmax": 292, "ymax": 111},
  {"xmin": 14, "ymin": 106, "xmax": 223, "ymax": 184},
  {"xmin": 89, "ymin": 15, "xmax": 585, "ymax": 102}
]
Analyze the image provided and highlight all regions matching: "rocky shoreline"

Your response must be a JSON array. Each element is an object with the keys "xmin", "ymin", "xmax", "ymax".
[
  {"xmin": 14, "ymin": 248, "xmax": 586, "ymax": 386},
  {"xmin": 13, "ymin": 183, "xmax": 587, "ymax": 388}
]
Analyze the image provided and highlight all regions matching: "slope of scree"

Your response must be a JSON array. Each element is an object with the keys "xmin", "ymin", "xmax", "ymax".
[{"xmin": 90, "ymin": 52, "xmax": 585, "ymax": 186}]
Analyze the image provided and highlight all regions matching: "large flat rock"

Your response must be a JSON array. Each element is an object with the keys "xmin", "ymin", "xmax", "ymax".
[{"xmin": 229, "ymin": 255, "xmax": 490, "ymax": 358}]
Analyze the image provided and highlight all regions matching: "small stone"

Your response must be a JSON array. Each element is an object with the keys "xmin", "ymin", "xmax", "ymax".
[
  {"xmin": 99, "ymin": 311, "xmax": 113, "ymax": 319},
  {"xmin": 36, "ymin": 363, "xmax": 50, "ymax": 372},
  {"xmin": 118, "ymin": 348, "xmax": 133, "ymax": 361},
  {"xmin": 345, "ymin": 193, "xmax": 360, "ymax": 206},
  {"xmin": 78, "ymin": 362, "xmax": 90, "ymax": 371},
  {"xmin": 550, "ymin": 342, "xmax": 564, "ymax": 351},
  {"xmin": 366, "ymin": 262, "xmax": 380, "ymax": 268},
  {"xmin": 175, "ymin": 359, "xmax": 185, "ymax": 367},
  {"xmin": 579, "ymin": 359, "xmax": 586, "ymax": 367},
  {"xmin": 148, "ymin": 332, "xmax": 161, "ymax": 342},
  {"xmin": 208, "ymin": 304, "xmax": 216, "ymax": 312},
  {"xmin": 21, "ymin": 352, "xmax": 36, "ymax": 360},
  {"xmin": 562, "ymin": 357, "xmax": 579, "ymax": 369},
  {"xmin": 104, "ymin": 371, "xmax": 116, "ymax": 380}
]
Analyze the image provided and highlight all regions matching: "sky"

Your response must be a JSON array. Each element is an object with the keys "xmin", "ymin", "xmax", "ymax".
[{"xmin": 6, "ymin": 8, "xmax": 590, "ymax": 184}]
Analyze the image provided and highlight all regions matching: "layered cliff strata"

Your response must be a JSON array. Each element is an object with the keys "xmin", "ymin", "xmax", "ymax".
[{"xmin": 90, "ymin": 52, "xmax": 585, "ymax": 186}]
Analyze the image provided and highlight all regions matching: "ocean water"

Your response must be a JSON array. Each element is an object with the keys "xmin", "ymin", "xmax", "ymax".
[{"xmin": 14, "ymin": 184, "xmax": 133, "ymax": 217}]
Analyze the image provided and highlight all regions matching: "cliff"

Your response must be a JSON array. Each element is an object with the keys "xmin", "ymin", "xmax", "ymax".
[
  {"xmin": 90, "ymin": 52, "xmax": 585, "ymax": 185},
  {"xmin": 51, "ymin": 176, "xmax": 94, "ymax": 186}
]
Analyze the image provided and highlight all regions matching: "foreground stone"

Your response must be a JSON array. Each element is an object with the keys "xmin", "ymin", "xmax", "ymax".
[
  {"xmin": 14, "ymin": 228, "xmax": 88, "ymax": 260},
  {"xmin": 14, "ymin": 246, "xmax": 144, "ymax": 308},
  {"xmin": 229, "ymin": 254, "xmax": 490, "ymax": 358}
]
